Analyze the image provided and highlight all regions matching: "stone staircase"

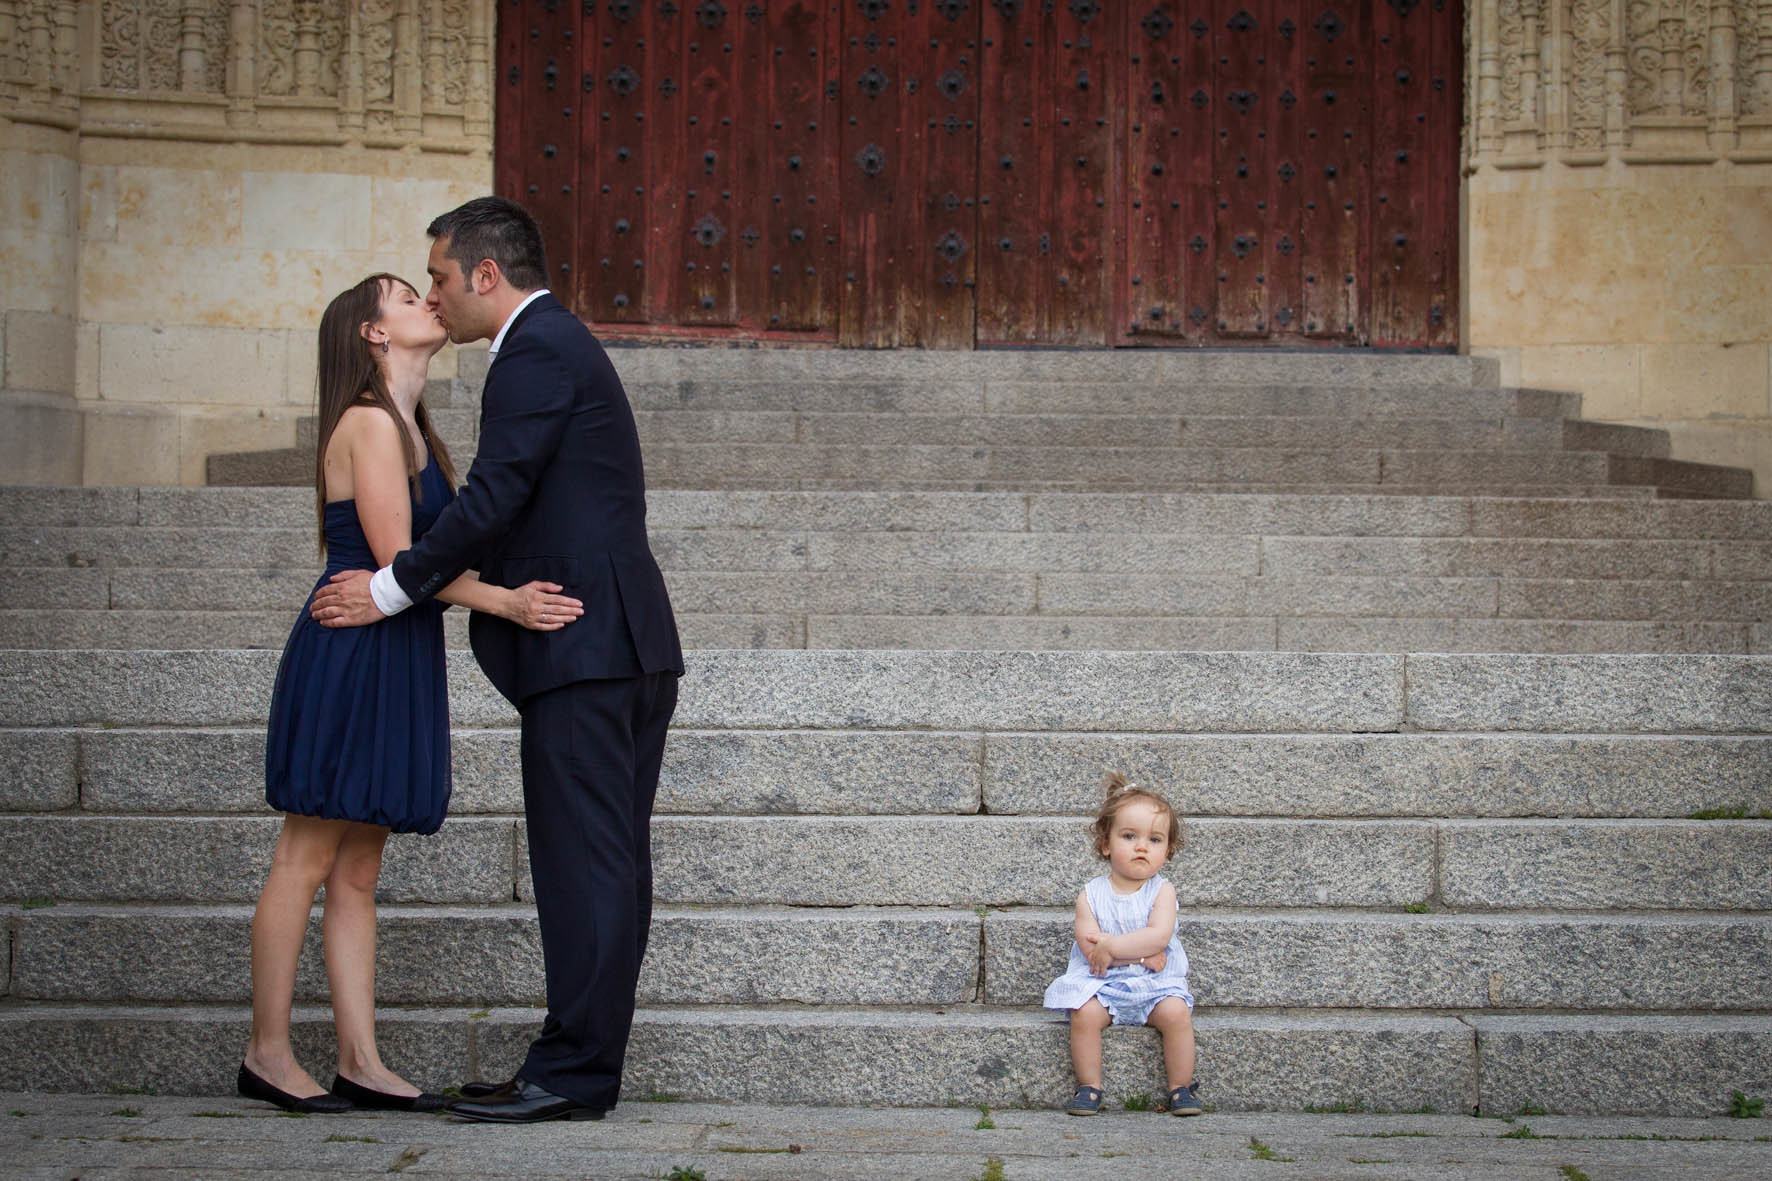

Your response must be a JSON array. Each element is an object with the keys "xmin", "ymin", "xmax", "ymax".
[{"xmin": 2, "ymin": 350, "xmax": 1769, "ymax": 1116}]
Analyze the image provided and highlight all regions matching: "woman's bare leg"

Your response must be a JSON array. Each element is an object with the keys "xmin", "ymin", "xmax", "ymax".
[
  {"xmin": 325, "ymin": 822, "xmax": 418, "ymax": 1096},
  {"xmin": 246, "ymin": 815, "xmax": 349, "ymax": 1097}
]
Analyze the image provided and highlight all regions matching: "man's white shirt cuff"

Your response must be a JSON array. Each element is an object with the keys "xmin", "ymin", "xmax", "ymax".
[{"xmin": 369, "ymin": 566, "xmax": 413, "ymax": 616}]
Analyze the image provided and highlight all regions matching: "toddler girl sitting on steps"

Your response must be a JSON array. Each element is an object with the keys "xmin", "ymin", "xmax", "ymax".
[{"xmin": 1043, "ymin": 770, "xmax": 1200, "ymax": 1116}]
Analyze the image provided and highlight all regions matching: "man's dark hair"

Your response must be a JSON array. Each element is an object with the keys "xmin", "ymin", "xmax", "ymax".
[{"xmin": 427, "ymin": 196, "xmax": 548, "ymax": 291}]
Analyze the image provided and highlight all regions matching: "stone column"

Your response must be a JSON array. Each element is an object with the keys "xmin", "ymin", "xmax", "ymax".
[
  {"xmin": 179, "ymin": 0, "xmax": 208, "ymax": 92},
  {"xmin": 1604, "ymin": 0, "xmax": 1628, "ymax": 147},
  {"xmin": 1758, "ymin": 0, "xmax": 1772, "ymax": 116},
  {"xmin": 1706, "ymin": 0, "xmax": 1737, "ymax": 149},
  {"xmin": 226, "ymin": 0, "xmax": 258, "ymax": 127},
  {"xmin": 466, "ymin": 0, "xmax": 491, "ymax": 139},
  {"xmin": 1476, "ymin": 0, "xmax": 1503, "ymax": 156},
  {"xmin": 1658, "ymin": 12, "xmax": 1686, "ymax": 114},
  {"xmin": 393, "ymin": 0, "xmax": 422, "ymax": 134},
  {"xmin": 340, "ymin": 0, "xmax": 365, "ymax": 131},
  {"xmin": 424, "ymin": 0, "xmax": 446, "ymax": 113},
  {"xmin": 1520, "ymin": 0, "xmax": 1543, "ymax": 130},
  {"xmin": 293, "ymin": 0, "xmax": 323, "ymax": 96}
]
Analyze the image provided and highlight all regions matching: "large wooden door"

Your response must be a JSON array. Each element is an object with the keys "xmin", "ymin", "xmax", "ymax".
[{"xmin": 494, "ymin": 0, "xmax": 1459, "ymax": 347}]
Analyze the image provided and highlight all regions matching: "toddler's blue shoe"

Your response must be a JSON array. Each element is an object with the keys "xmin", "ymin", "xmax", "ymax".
[
  {"xmin": 1167, "ymin": 1083, "xmax": 1203, "ymax": 1116},
  {"xmin": 1064, "ymin": 1085, "xmax": 1103, "ymax": 1116}
]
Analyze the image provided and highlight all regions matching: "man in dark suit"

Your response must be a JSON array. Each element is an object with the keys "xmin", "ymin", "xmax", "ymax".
[{"xmin": 312, "ymin": 196, "xmax": 683, "ymax": 1123}]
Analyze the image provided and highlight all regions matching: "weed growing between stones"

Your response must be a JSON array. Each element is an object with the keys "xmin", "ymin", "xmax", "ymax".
[
  {"xmin": 108, "ymin": 1108, "xmax": 141, "ymax": 1118},
  {"xmin": 1121, "ymin": 1093, "xmax": 1152, "ymax": 1112},
  {"xmin": 1729, "ymin": 1090, "xmax": 1765, "ymax": 1118},
  {"xmin": 647, "ymin": 1089, "xmax": 682, "ymax": 1102},
  {"xmin": 973, "ymin": 1159, "xmax": 1006, "ymax": 1181},
  {"xmin": 1686, "ymin": 806, "xmax": 1763, "ymax": 820},
  {"xmin": 664, "ymin": 1169, "xmax": 706, "ymax": 1181},
  {"xmin": 21, "ymin": 897, "xmax": 56, "ymax": 909},
  {"xmin": 9, "ymin": 1111, "xmax": 26, "ymax": 1117},
  {"xmin": 1558, "ymin": 1167, "xmax": 1590, "ymax": 1181},
  {"xmin": 467, "ymin": 1010, "xmax": 490, "ymax": 1019},
  {"xmin": 1246, "ymin": 1137, "xmax": 1292, "ymax": 1162},
  {"xmin": 1402, "ymin": 901, "xmax": 1431, "ymax": 914},
  {"xmin": 1518, "ymin": 1102, "xmax": 1548, "ymax": 1116},
  {"xmin": 1499, "ymin": 1124, "xmax": 1545, "ymax": 1139},
  {"xmin": 975, "ymin": 1105, "xmax": 996, "ymax": 1129}
]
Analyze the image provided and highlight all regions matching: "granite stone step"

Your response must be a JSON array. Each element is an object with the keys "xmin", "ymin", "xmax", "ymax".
[
  {"xmin": 0, "ymin": 1003, "xmax": 1489, "ymax": 1112},
  {"xmin": 2, "ymin": 1003, "xmax": 1767, "ymax": 1115},
  {"xmin": 3, "ymin": 814, "xmax": 1766, "ymax": 910},
  {"xmin": 8, "ymin": 727, "xmax": 1767, "ymax": 821},
  {"xmin": 633, "ymin": 444, "xmax": 1625, "ymax": 487},
  {"xmin": 5, "ymin": 525, "xmax": 1765, "ymax": 585},
  {"xmin": 601, "ymin": 348, "xmax": 1501, "ymax": 389},
  {"xmin": 5, "ymin": 649, "xmax": 1768, "ymax": 734},
  {"xmin": 0, "ymin": 607, "xmax": 1761, "ymax": 652},
  {"xmin": 4, "ymin": 903, "xmax": 980, "ymax": 1007},
  {"xmin": 624, "ymin": 381, "xmax": 1562, "ymax": 419},
  {"xmin": 10, "ymin": 904, "xmax": 1769, "ymax": 1012},
  {"xmin": 11, "ymin": 487, "xmax": 1768, "ymax": 536}
]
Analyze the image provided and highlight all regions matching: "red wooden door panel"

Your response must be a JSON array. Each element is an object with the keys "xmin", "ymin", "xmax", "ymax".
[
  {"xmin": 900, "ymin": 0, "xmax": 981, "ymax": 349},
  {"xmin": 495, "ymin": 0, "xmax": 1460, "ymax": 348},
  {"xmin": 975, "ymin": 0, "xmax": 1046, "ymax": 344},
  {"xmin": 1368, "ymin": 0, "xmax": 1458, "ymax": 345}
]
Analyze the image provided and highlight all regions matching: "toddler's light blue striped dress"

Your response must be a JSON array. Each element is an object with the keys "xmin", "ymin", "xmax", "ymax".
[{"xmin": 1042, "ymin": 874, "xmax": 1195, "ymax": 1026}]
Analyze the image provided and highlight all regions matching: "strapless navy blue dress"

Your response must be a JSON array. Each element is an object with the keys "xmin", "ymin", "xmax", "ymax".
[{"xmin": 264, "ymin": 456, "xmax": 454, "ymax": 834}]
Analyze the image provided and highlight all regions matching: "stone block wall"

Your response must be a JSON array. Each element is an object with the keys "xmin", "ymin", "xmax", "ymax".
[
  {"xmin": 0, "ymin": 0, "xmax": 493, "ymax": 486},
  {"xmin": 1463, "ymin": 0, "xmax": 1772, "ymax": 495}
]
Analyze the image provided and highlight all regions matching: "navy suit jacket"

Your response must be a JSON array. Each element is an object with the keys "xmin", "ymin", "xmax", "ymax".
[{"xmin": 391, "ymin": 293, "xmax": 683, "ymax": 705}]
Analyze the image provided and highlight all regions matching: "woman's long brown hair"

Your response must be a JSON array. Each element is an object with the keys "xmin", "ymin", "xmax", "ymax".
[{"xmin": 312, "ymin": 274, "xmax": 458, "ymax": 556}]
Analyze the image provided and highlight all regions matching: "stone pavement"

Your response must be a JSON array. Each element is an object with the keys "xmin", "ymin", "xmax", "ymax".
[{"xmin": 4, "ymin": 1091, "xmax": 1769, "ymax": 1179}]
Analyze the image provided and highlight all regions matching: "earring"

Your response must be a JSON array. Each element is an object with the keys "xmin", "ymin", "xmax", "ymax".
[{"xmin": 380, "ymin": 339, "xmax": 390, "ymax": 355}]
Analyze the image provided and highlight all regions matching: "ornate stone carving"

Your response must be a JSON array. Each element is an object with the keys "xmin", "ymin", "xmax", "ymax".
[
  {"xmin": 99, "ymin": 0, "xmax": 143, "ymax": 90},
  {"xmin": 1498, "ymin": 0, "xmax": 1524, "ymax": 119},
  {"xmin": 259, "ymin": 0, "xmax": 343, "ymax": 96},
  {"xmin": 1570, "ymin": 0, "xmax": 1614, "ymax": 147},
  {"xmin": 363, "ymin": 0, "xmax": 395, "ymax": 102}
]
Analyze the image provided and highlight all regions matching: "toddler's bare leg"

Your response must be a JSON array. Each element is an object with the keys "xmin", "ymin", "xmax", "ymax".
[
  {"xmin": 1148, "ymin": 997, "xmax": 1196, "ymax": 1090},
  {"xmin": 1069, "ymin": 998, "xmax": 1112, "ymax": 1087}
]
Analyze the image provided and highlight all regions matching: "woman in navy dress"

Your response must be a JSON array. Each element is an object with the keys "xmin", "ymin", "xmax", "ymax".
[{"xmin": 239, "ymin": 274, "xmax": 583, "ymax": 1113}]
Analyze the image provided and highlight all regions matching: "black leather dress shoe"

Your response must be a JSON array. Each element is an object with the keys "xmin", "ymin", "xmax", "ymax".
[
  {"xmin": 446, "ymin": 1078, "xmax": 606, "ymax": 1123},
  {"xmin": 456, "ymin": 1076, "xmax": 517, "ymax": 1100},
  {"xmin": 237, "ymin": 1063, "xmax": 354, "ymax": 1114},
  {"xmin": 330, "ymin": 1074, "xmax": 448, "ymax": 1112}
]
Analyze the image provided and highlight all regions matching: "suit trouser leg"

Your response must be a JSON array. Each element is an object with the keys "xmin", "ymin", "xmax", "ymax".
[{"xmin": 516, "ymin": 671, "xmax": 678, "ymax": 1109}]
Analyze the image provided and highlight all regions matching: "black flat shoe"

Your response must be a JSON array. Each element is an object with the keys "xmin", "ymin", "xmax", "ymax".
[
  {"xmin": 446, "ymin": 1078, "xmax": 606, "ymax": 1124},
  {"xmin": 456, "ymin": 1077, "xmax": 516, "ymax": 1100},
  {"xmin": 331, "ymin": 1074, "xmax": 447, "ymax": 1113},
  {"xmin": 237, "ymin": 1062, "xmax": 354, "ymax": 1114}
]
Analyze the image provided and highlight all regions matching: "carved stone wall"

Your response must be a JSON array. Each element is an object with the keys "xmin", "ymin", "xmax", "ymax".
[
  {"xmin": 0, "ymin": 1, "xmax": 494, "ymax": 485},
  {"xmin": 1467, "ymin": 0, "xmax": 1772, "ymax": 497},
  {"xmin": 1470, "ymin": 0, "xmax": 1772, "ymax": 161}
]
